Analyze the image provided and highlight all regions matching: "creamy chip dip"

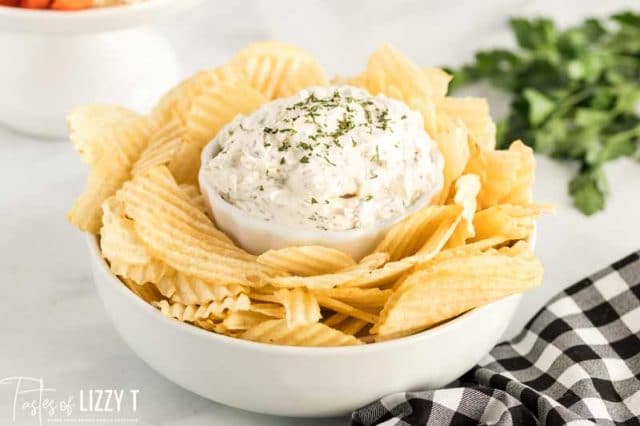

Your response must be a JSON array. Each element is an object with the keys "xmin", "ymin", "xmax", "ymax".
[{"xmin": 202, "ymin": 86, "xmax": 443, "ymax": 231}]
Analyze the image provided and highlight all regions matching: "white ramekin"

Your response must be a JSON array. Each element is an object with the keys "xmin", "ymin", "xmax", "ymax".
[
  {"xmin": 198, "ymin": 140, "xmax": 443, "ymax": 260},
  {"xmin": 88, "ymin": 234, "xmax": 523, "ymax": 417}
]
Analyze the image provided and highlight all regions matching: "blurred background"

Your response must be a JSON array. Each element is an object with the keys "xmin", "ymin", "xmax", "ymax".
[{"xmin": 1, "ymin": 0, "xmax": 639, "ymax": 425}]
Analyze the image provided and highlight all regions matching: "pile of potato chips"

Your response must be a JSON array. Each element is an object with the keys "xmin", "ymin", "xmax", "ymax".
[{"xmin": 68, "ymin": 42, "xmax": 551, "ymax": 346}]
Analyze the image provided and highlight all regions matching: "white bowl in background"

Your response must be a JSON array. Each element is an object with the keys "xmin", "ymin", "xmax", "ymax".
[
  {"xmin": 198, "ymin": 140, "xmax": 444, "ymax": 260},
  {"xmin": 0, "ymin": 0, "xmax": 203, "ymax": 35},
  {"xmin": 0, "ymin": 0, "xmax": 202, "ymax": 138},
  {"xmin": 88, "ymin": 234, "xmax": 524, "ymax": 417}
]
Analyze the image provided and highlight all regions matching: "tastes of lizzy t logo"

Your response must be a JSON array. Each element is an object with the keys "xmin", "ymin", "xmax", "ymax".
[{"xmin": 0, "ymin": 377, "xmax": 140, "ymax": 425}]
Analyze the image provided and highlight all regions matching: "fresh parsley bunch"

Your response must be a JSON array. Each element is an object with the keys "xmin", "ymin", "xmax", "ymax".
[{"xmin": 448, "ymin": 11, "xmax": 640, "ymax": 215}]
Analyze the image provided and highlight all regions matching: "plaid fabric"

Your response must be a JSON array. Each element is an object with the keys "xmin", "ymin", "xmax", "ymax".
[{"xmin": 352, "ymin": 251, "xmax": 640, "ymax": 426}]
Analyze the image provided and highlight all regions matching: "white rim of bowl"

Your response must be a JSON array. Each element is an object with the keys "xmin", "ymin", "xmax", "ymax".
[
  {"xmin": 88, "ymin": 234, "xmax": 523, "ymax": 354},
  {"xmin": 198, "ymin": 139, "xmax": 444, "ymax": 243}
]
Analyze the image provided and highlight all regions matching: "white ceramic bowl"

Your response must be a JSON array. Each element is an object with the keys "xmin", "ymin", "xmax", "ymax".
[
  {"xmin": 0, "ymin": 0, "xmax": 203, "ymax": 35},
  {"xmin": 198, "ymin": 140, "xmax": 443, "ymax": 260},
  {"xmin": 88, "ymin": 234, "xmax": 524, "ymax": 417},
  {"xmin": 0, "ymin": 0, "xmax": 202, "ymax": 137}
]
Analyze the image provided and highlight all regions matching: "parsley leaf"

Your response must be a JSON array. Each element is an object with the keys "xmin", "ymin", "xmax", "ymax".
[{"xmin": 447, "ymin": 11, "xmax": 640, "ymax": 215}]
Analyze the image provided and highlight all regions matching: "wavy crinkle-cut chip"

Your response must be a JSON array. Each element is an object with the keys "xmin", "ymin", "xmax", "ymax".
[
  {"xmin": 473, "ymin": 204, "xmax": 553, "ymax": 242},
  {"xmin": 435, "ymin": 97, "xmax": 496, "ymax": 150},
  {"xmin": 257, "ymin": 246, "xmax": 355, "ymax": 276},
  {"xmin": 151, "ymin": 66, "xmax": 237, "ymax": 126},
  {"xmin": 340, "ymin": 258, "xmax": 415, "ymax": 289},
  {"xmin": 223, "ymin": 310, "xmax": 275, "ymax": 331},
  {"xmin": 373, "ymin": 243, "xmax": 542, "ymax": 337},
  {"xmin": 333, "ymin": 317, "xmax": 369, "ymax": 336},
  {"xmin": 186, "ymin": 79, "xmax": 267, "ymax": 146},
  {"xmin": 376, "ymin": 205, "xmax": 461, "ymax": 261},
  {"xmin": 330, "ymin": 73, "xmax": 366, "ymax": 87},
  {"xmin": 67, "ymin": 106, "xmax": 152, "ymax": 233},
  {"xmin": 110, "ymin": 259, "xmax": 171, "ymax": 285},
  {"xmin": 67, "ymin": 104, "xmax": 152, "ymax": 167},
  {"xmin": 101, "ymin": 196, "xmax": 172, "ymax": 284},
  {"xmin": 278, "ymin": 61, "xmax": 328, "ymax": 98},
  {"xmin": 241, "ymin": 319, "xmax": 362, "ymax": 346},
  {"xmin": 117, "ymin": 167, "xmax": 278, "ymax": 285},
  {"xmin": 157, "ymin": 270, "xmax": 248, "ymax": 305},
  {"xmin": 178, "ymin": 184, "xmax": 206, "ymax": 213},
  {"xmin": 267, "ymin": 252, "xmax": 387, "ymax": 289},
  {"xmin": 230, "ymin": 42, "xmax": 327, "ymax": 100},
  {"xmin": 118, "ymin": 166, "xmax": 241, "ymax": 251},
  {"xmin": 249, "ymin": 303, "xmax": 285, "ymax": 318},
  {"xmin": 358, "ymin": 207, "xmax": 465, "ymax": 291},
  {"xmin": 423, "ymin": 67, "xmax": 452, "ymax": 98},
  {"xmin": 363, "ymin": 44, "xmax": 439, "ymax": 133},
  {"xmin": 417, "ymin": 236, "xmax": 509, "ymax": 272},
  {"xmin": 322, "ymin": 312, "xmax": 349, "ymax": 327},
  {"xmin": 314, "ymin": 294, "xmax": 379, "ymax": 324},
  {"xmin": 100, "ymin": 196, "xmax": 150, "ymax": 265},
  {"xmin": 312, "ymin": 287, "xmax": 392, "ymax": 308},
  {"xmin": 465, "ymin": 140, "xmax": 535, "ymax": 209},
  {"xmin": 364, "ymin": 44, "xmax": 432, "ymax": 104},
  {"xmin": 444, "ymin": 174, "xmax": 481, "ymax": 248},
  {"xmin": 133, "ymin": 117, "xmax": 186, "ymax": 175},
  {"xmin": 122, "ymin": 279, "xmax": 163, "ymax": 304},
  {"xmin": 154, "ymin": 294, "xmax": 250, "ymax": 323},
  {"xmin": 274, "ymin": 288, "xmax": 321, "ymax": 327},
  {"xmin": 433, "ymin": 118, "xmax": 470, "ymax": 204},
  {"xmin": 69, "ymin": 170, "xmax": 128, "ymax": 234}
]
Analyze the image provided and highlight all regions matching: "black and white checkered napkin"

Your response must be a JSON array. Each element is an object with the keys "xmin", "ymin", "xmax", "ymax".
[{"xmin": 352, "ymin": 251, "xmax": 640, "ymax": 425}]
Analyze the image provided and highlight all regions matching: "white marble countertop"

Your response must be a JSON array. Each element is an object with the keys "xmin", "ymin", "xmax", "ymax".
[{"xmin": 1, "ymin": 0, "xmax": 639, "ymax": 425}]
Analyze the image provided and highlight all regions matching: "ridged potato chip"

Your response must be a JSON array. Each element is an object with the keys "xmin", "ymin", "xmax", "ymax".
[
  {"xmin": 433, "ymin": 119, "xmax": 470, "ymax": 204},
  {"xmin": 67, "ymin": 106, "xmax": 152, "ymax": 233},
  {"xmin": 323, "ymin": 312, "xmax": 349, "ymax": 327},
  {"xmin": 465, "ymin": 140, "xmax": 535, "ymax": 209},
  {"xmin": 67, "ymin": 104, "xmax": 152, "ymax": 167},
  {"xmin": 157, "ymin": 271, "xmax": 248, "ymax": 305},
  {"xmin": 132, "ymin": 117, "xmax": 186, "ymax": 175},
  {"xmin": 223, "ymin": 311, "xmax": 274, "ymax": 331},
  {"xmin": 186, "ymin": 79, "xmax": 267, "ymax": 146},
  {"xmin": 473, "ymin": 204, "xmax": 552, "ymax": 242},
  {"xmin": 122, "ymin": 278, "xmax": 163, "ymax": 304},
  {"xmin": 257, "ymin": 246, "xmax": 355, "ymax": 276},
  {"xmin": 373, "ymin": 244, "xmax": 542, "ymax": 337},
  {"xmin": 339, "ymin": 259, "xmax": 415, "ymax": 289},
  {"xmin": 230, "ymin": 42, "xmax": 327, "ymax": 100},
  {"xmin": 154, "ymin": 294, "xmax": 250, "ymax": 322},
  {"xmin": 249, "ymin": 303, "xmax": 286, "ymax": 318},
  {"xmin": 435, "ymin": 97, "xmax": 496, "ymax": 150},
  {"xmin": 178, "ymin": 184, "xmax": 206, "ymax": 213},
  {"xmin": 443, "ymin": 174, "xmax": 481, "ymax": 248},
  {"xmin": 314, "ymin": 294, "xmax": 379, "ymax": 324},
  {"xmin": 274, "ymin": 288, "xmax": 321, "ymax": 327},
  {"xmin": 241, "ymin": 319, "xmax": 362, "ymax": 346},
  {"xmin": 117, "ymin": 167, "xmax": 278, "ymax": 285},
  {"xmin": 423, "ymin": 67, "xmax": 452, "ymax": 98},
  {"xmin": 266, "ymin": 252, "xmax": 387, "ymax": 289},
  {"xmin": 100, "ymin": 196, "xmax": 150, "ymax": 265},
  {"xmin": 362, "ymin": 44, "xmax": 439, "ymax": 133},
  {"xmin": 118, "ymin": 166, "xmax": 241, "ymax": 251},
  {"xmin": 279, "ymin": 61, "xmax": 328, "ymax": 98},
  {"xmin": 334, "ymin": 317, "xmax": 368, "ymax": 336},
  {"xmin": 151, "ymin": 66, "xmax": 237, "ymax": 126},
  {"xmin": 376, "ymin": 205, "xmax": 460, "ymax": 261},
  {"xmin": 312, "ymin": 287, "xmax": 392, "ymax": 308},
  {"xmin": 100, "ymin": 194, "xmax": 170, "ymax": 285}
]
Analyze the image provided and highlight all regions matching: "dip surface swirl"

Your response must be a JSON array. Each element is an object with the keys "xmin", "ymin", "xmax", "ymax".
[{"xmin": 203, "ymin": 86, "xmax": 443, "ymax": 231}]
